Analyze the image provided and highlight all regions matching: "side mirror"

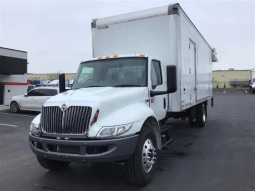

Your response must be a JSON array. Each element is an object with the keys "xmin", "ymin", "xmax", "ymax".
[
  {"xmin": 166, "ymin": 65, "xmax": 177, "ymax": 93},
  {"xmin": 24, "ymin": 94, "xmax": 28, "ymax": 97},
  {"xmin": 59, "ymin": 74, "xmax": 66, "ymax": 93},
  {"xmin": 150, "ymin": 65, "xmax": 177, "ymax": 97}
]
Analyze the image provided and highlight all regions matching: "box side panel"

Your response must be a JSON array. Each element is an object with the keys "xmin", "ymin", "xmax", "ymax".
[
  {"xmin": 168, "ymin": 15, "xmax": 181, "ymax": 112},
  {"xmin": 179, "ymin": 11, "xmax": 212, "ymax": 110}
]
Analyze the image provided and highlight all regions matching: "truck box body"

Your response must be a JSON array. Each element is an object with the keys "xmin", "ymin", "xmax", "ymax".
[{"xmin": 92, "ymin": 4, "xmax": 212, "ymax": 112}]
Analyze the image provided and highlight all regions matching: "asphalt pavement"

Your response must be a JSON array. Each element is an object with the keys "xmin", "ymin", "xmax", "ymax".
[{"xmin": 0, "ymin": 91, "xmax": 255, "ymax": 191}]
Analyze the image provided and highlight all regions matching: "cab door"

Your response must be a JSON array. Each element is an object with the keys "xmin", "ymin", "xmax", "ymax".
[{"xmin": 149, "ymin": 60, "xmax": 168, "ymax": 121}]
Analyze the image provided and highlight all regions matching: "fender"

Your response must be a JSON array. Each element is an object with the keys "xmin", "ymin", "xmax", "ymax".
[
  {"xmin": 87, "ymin": 102, "xmax": 157, "ymax": 137},
  {"xmin": 96, "ymin": 101, "xmax": 155, "ymax": 127}
]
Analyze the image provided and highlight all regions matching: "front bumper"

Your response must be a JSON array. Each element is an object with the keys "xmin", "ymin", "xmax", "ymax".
[{"xmin": 29, "ymin": 133, "xmax": 139, "ymax": 163}]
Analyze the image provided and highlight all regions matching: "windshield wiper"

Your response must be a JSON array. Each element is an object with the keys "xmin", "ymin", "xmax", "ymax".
[{"xmin": 114, "ymin": 84, "xmax": 142, "ymax": 87}]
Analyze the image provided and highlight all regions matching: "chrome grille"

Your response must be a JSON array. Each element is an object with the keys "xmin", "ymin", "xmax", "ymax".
[{"xmin": 41, "ymin": 106, "xmax": 92, "ymax": 135}]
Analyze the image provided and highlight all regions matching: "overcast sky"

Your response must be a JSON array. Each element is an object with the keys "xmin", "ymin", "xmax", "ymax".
[{"xmin": 0, "ymin": 0, "xmax": 254, "ymax": 73}]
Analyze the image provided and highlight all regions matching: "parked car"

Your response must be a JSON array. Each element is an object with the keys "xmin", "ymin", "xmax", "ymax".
[
  {"xmin": 27, "ymin": 85, "xmax": 36, "ymax": 92},
  {"xmin": 10, "ymin": 87, "xmax": 59, "ymax": 113}
]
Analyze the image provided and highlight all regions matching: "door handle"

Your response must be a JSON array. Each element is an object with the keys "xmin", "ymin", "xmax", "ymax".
[{"xmin": 163, "ymin": 98, "xmax": 166, "ymax": 109}]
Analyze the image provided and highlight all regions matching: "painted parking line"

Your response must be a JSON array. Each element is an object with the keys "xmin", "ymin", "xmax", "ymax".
[
  {"xmin": 0, "ymin": 112, "xmax": 35, "ymax": 118},
  {"xmin": 223, "ymin": 91, "xmax": 226, "ymax": 93},
  {"xmin": 0, "ymin": 123, "xmax": 18, "ymax": 127},
  {"xmin": 245, "ymin": 90, "xmax": 247, "ymax": 93}
]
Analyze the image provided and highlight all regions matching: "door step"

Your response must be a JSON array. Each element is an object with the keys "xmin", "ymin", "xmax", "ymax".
[
  {"xmin": 160, "ymin": 124, "xmax": 176, "ymax": 150},
  {"xmin": 161, "ymin": 138, "xmax": 176, "ymax": 150}
]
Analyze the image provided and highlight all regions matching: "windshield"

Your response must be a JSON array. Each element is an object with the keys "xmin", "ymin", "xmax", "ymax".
[{"xmin": 72, "ymin": 57, "xmax": 147, "ymax": 89}]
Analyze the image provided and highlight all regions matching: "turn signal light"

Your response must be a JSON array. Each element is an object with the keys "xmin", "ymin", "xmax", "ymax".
[
  {"xmin": 91, "ymin": 110, "xmax": 100, "ymax": 126},
  {"xmin": 98, "ymin": 56, "xmax": 103, "ymax": 59}
]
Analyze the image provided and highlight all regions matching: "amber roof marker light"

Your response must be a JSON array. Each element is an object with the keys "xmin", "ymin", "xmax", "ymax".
[
  {"xmin": 139, "ymin": 54, "xmax": 145, "ymax": 57},
  {"xmin": 98, "ymin": 56, "xmax": 103, "ymax": 59}
]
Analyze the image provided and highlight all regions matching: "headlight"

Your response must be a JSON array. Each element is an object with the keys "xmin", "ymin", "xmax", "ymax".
[
  {"xmin": 96, "ymin": 123, "xmax": 132, "ymax": 138},
  {"xmin": 30, "ymin": 122, "xmax": 39, "ymax": 133}
]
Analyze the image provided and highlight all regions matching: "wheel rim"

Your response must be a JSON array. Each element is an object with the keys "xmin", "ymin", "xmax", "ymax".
[
  {"xmin": 142, "ymin": 138, "xmax": 156, "ymax": 173},
  {"xmin": 11, "ymin": 103, "xmax": 17, "ymax": 112}
]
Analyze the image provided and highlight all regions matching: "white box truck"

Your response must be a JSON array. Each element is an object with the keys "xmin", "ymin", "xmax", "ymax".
[{"xmin": 29, "ymin": 3, "xmax": 213, "ymax": 185}]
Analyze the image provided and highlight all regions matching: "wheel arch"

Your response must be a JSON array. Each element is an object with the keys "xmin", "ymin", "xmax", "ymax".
[
  {"xmin": 10, "ymin": 100, "xmax": 21, "ymax": 109},
  {"xmin": 141, "ymin": 116, "xmax": 161, "ymax": 150}
]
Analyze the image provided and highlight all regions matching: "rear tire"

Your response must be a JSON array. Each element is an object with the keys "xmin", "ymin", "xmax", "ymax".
[
  {"xmin": 125, "ymin": 126, "xmax": 157, "ymax": 186},
  {"xmin": 37, "ymin": 156, "xmax": 70, "ymax": 171},
  {"xmin": 196, "ymin": 103, "xmax": 206, "ymax": 128},
  {"xmin": 10, "ymin": 101, "xmax": 20, "ymax": 113},
  {"xmin": 188, "ymin": 106, "xmax": 197, "ymax": 127}
]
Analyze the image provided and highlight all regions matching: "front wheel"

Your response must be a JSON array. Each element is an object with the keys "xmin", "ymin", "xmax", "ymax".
[
  {"xmin": 10, "ymin": 101, "xmax": 20, "ymax": 113},
  {"xmin": 125, "ymin": 126, "xmax": 157, "ymax": 186},
  {"xmin": 37, "ymin": 156, "xmax": 70, "ymax": 171}
]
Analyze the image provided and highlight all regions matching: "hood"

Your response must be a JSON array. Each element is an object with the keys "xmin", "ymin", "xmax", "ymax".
[{"xmin": 44, "ymin": 87, "xmax": 149, "ymax": 113}]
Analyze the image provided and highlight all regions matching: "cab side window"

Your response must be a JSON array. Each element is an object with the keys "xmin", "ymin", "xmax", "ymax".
[
  {"xmin": 27, "ymin": 90, "xmax": 38, "ymax": 96},
  {"xmin": 37, "ymin": 89, "xmax": 50, "ymax": 96},
  {"xmin": 151, "ymin": 60, "xmax": 162, "ymax": 89}
]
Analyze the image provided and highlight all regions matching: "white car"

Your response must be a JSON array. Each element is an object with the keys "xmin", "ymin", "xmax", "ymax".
[{"xmin": 10, "ymin": 87, "xmax": 59, "ymax": 113}]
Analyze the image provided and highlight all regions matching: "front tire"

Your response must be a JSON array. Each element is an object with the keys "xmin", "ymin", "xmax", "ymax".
[
  {"xmin": 37, "ymin": 156, "xmax": 70, "ymax": 171},
  {"xmin": 10, "ymin": 101, "xmax": 20, "ymax": 113},
  {"xmin": 125, "ymin": 126, "xmax": 157, "ymax": 186}
]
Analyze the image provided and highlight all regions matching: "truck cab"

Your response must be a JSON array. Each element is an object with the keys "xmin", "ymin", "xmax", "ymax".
[{"xmin": 29, "ymin": 54, "xmax": 177, "ymax": 185}]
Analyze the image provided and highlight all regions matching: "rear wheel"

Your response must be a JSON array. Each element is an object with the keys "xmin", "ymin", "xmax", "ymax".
[
  {"xmin": 10, "ymin": 101, "xmax": 20, "ymax": 113},
  {"xmin": 125, "ymin": 126, "xmax": 157, "ymax": 186},
  {"xmin": 188, "ymin": 106, "xmax": 197, "ymax": 127},
  {"xmin": 196, "ymin": 103, "xmax": 206, "ymax": 128},
  {"xmin": 37, "ymin": 156, "xmax": 70, "ymax": 171}
]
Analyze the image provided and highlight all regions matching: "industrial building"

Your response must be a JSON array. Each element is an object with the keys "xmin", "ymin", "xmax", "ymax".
[
  {"xmin": 0, "ymin": 47, "xmax": 28, "ymax": 105},
  {"xmin": 27, "ymin": 73, "xmax": 75, "ymax": 81},
  {"xmin": 213, "ymin": 70, "xmax": 251, "ymax": 89}
]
